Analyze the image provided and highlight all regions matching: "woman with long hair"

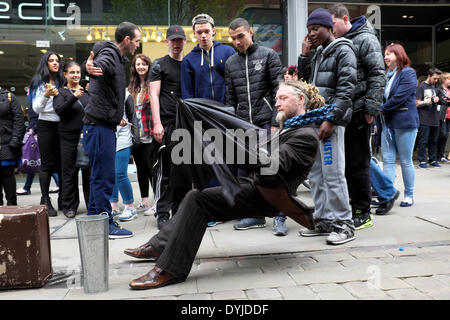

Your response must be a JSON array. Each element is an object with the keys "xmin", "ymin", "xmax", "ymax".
[
  {"xmin": 29, "ymin": 51, "xmax": 65, "ymax": 216},
  {"xmin": 380, "ymin": 43, "xmax": 419, "ymax": 207},
  {"xmin": 128, "ymin": 54, "xmax": 154, "ymax": 215},
  {"xmin": 53, "ymin": 61, "xmax": 90, "ymax": 218}
]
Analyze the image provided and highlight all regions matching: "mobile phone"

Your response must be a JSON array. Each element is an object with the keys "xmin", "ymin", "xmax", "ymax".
[{"xmin": 80, "ymin": 79, "xmax": 89, "ymax": 90}]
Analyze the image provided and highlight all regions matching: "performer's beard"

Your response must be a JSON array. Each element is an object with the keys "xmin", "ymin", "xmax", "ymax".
[{"xmin": 276, "ymin": 109, "xmax": 296, "ymax": 127}]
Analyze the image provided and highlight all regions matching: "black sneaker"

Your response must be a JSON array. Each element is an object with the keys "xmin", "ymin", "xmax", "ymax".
[
  {"xmin": 352, "ymin": 209, "xmax": 373, "ymax": 230},
  {"xmin": 157, "ymin": 215, "xmax": 170, "ymax": 230}
]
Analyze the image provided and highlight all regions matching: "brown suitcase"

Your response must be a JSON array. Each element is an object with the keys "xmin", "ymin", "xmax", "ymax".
[{"xmin": 0, "ymin": 205, "xmax": 53, "ymax": 289}]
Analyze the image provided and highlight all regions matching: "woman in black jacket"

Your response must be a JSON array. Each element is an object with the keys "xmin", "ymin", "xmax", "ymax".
[
  {"xmin": 53, "ymin": 61, "xmax": 90, "ymax": 218},
  {"xmin": 0, "ymin": 88, "xmax": 25, "ymax": 206}
]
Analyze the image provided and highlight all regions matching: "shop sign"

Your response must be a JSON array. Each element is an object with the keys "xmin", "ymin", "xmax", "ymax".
[{"xmin": 0, "ymin": 0, "xmax": 79, "ymax": 23}]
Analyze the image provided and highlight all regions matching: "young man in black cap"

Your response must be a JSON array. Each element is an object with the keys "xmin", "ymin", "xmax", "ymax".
[{"xmin": 148, "ymin": 25, "xmax": 189, "ymax": 229}]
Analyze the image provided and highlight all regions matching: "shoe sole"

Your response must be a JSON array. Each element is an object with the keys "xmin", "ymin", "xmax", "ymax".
[
  {"xmin": 234, "ymin": 224, "xmax": 266, "ymax": 230},
  {"xmin": 299, "ymin": 231, "xmax": 330, "ymax": 237},
  {"xmin": 123, "ymin": 251, "xmax": 158, "ymax": 261},
  {"xmin": 109, "ymin": 234, "xmax": 134, "ymax": 239},
  {"xmin": 118, "ymin": 214, "xmax": 138, "ymax": 222},
  {"xmin": 355, "ymin": 221, "xmax": 373, "ymax": 230},
  {"xmin": 274, "ymin": 231, "xmax": 287, "ymax": 236},
  {"xmin": 326, "ymin": 235, "xmax": 356, "ymax": 245}
]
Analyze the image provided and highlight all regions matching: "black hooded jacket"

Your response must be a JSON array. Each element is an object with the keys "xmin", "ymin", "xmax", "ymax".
[
  {"xmin": 298, "ymin": 38, "xmax": 357, "ymax": 126},
  {"xmin": 0, "ymin": 89, "xmax": 25, "ymax": 161},
  {"xmin": 83, "ymin": 41, "xmax": 128, "ymax": 130},
  {"xmin": 225, "ymin": 44, "xmax": 283, "ymax": 127}
]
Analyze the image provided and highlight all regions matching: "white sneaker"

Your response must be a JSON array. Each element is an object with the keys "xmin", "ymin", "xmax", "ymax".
[
  {"xmin": 118, "ymin": 207, "xmax": 137, "ymax": 222},
  {"xmin": 136, "ymin": 202, "xmax": 150, "ymax": 213},
  {"xmin": 144, "ymin": 204, "xmax": 156, "ymax": 216},
  {"xmin": 326, "ymin": 224, "xmax": 355, "ymax": 245}
]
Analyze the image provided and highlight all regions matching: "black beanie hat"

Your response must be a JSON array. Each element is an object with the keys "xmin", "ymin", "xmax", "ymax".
[{"xmin": 307, "ymin": 8, "xmax": 334, "ymax": 28}]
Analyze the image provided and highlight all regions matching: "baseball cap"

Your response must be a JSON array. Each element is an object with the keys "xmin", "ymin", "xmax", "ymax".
[
  {"xmin": 192, "ymin": 13, "xmax": 215, "ymax": 28},
  {"xmin": 166, "ymin": 25, "xmax": 186, "ymax": 40}
]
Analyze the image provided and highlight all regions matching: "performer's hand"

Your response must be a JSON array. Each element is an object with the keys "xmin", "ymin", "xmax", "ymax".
[
  {"xmin": 153, "ymin": 122, "xmax": 164, "ymax": 144},
  {"xmin": 318, "ymin": 121, "xmax": 335, "ymax": 140},
  {"xmin": 86, "ymin": 51, "xmax": 103, "ymax": 76},
  {"xmin": 119, "ymin": 118, "xmax": 127, "ymax": 127}
]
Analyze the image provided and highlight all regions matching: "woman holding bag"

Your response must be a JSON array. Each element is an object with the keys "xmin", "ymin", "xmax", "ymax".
[
  {"xmin": 53, "ymin": 61, "xmax": 90, "ymax": 218},
  {"xmin": 29, "ymin": 51, "xmax": 64, "ymax": 216}
]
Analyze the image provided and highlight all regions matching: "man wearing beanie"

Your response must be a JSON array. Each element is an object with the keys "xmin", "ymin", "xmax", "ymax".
[{"xmin": 298, "ymin": 8, "xmax": 358, "ymax": 245}]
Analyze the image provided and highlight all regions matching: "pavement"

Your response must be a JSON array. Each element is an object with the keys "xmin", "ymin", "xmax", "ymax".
[{"xmin": 1, "ymin": 162, "xmax": 449, "ymax": 301}]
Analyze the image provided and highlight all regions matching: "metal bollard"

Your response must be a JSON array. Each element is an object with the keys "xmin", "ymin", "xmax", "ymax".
[{"xmin": 75, "ymin": 215, "xmax": 109, "ymax": 294}]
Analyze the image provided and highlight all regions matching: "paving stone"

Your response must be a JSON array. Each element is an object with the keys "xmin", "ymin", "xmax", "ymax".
[
  {"xmin": 317, "ymin": 285, "xmax": 356, "ymax": 300},
  {"xmin": 404, "ymin": 276, "xmax": 450, "ymax": 293},
  {"xmin": 431, "ymin": 274, "xmax": 450, "ymax": 287},
  {"xmin": 342, "ymin": 281, "xmax": 388, "ymax": 298},
  {"xmin": 350, "ymin": 249, "xmax": 391, "ymax": 259},
  {"xmin": 211, "ymin": 290, "xmax": 247, "ymax": 300},
  {"xmin": 379, "ymin": 278, "xmax": 412, "ymax": 290},
  {"xmin": 340, "ymin": 257, "xmax": 386, "ymax": 268},
  {"xmin": 196, "ymin": 260, "xmax": 238, "ymax": 271},
  {"xmin": 386, "ymin": 288, "xmax": 432, "ymax": 300},
  {"xmin": 312, "ymin": 252, "xmax": 355, "ymax": 262},
  {"xmin": 178, "ymin": 293, "xmax": 212, "ymax": 300},
  {"xmin": 309, "ymin": 283, "xmax": 342, "ymax": 293},
  {"xmin": 300, "ymin": 261, "xmax": 346, "ymax": 271},
  {"xmin": 379, "ymin": 255, "xmax": 425, "ymax": 265},
  {"xmin": 427, "ymin": 291, "xmax": 450, "ymax": 300},
  {"xmin": 246, "ymin": 288, "xmax": 282, "ymax": 300},
  {"xmin": 236, "ymin": 257, "xmax": 280, "ymax": 268},
  {"xmin": 386, "ymin": 247, "xmax": 424, "ymax": 257},
  {"xmin": 277, "ymin": 286, "xmax": 319, "ymax": 300}
]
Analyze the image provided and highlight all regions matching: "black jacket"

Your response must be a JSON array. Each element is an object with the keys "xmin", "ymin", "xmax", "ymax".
[
  {"xmin": 83, "ymin": 41, "xmax": 128, "ymax": 130},
  {"xmin": 124, "ymin": 92, "xmax": 140, "ymax": 145},
  {"xmin": 344, "ymin": 16, "xmax": 386, "ymax": 117},
  {"xmin": 54, "ymin": 87, "xmax": 89, "ymax": 133},
  {"xmin": 225, "ymin": 43, "xmax": 283, "ymax": 127},
  {"xmin": 0, "ymin": 89, "xmax": 25, "ymax": 161},
  {"xmin": 298, "ymin": 38, "xmax": 357, "ymax": 126}
]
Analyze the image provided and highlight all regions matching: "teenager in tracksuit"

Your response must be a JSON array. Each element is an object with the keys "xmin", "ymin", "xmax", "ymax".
[{"xmin": 298, "ymin": 8, "xmax": 357, "ymax": 245}]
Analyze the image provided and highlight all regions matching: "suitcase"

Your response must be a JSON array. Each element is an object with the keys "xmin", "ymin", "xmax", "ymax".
[{"xmin": 0, "ymin": 205, "xmax": 52, "ymax": 289}]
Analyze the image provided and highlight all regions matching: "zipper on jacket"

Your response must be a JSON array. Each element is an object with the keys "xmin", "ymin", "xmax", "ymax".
[
  {"xmin": 263, "ymin": 97, "xmax": 273, "ymax": 111},
  {"xmin": 245, "ymin": 53, "xmax": 253, "ymax": 124},
  {"xmin": 207, "ymin": 50, "xmax": 215, "ymax": 101}
]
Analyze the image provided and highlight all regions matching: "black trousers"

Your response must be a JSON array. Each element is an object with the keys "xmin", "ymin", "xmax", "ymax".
[
  {"xmin": 148, "ymin": 182, "xmax": 277, "ymax": 278},
  {"xmin": 151, "ymin": 123, "xmax": 191, "ymax": 218},
  {"xmin": 437, "ymin": 119, "xmax": 450, "ymax": 159},
  {"xmin": 59, "ymin": 130, "xmax": 90, "ymax": 213},
  {"xmin": 132, "ymin": 142, "xmax": 153, "ymax": 199},
  {"xmin": 37, "ymin": 120, "xmax": 61, "ymax": 200},
  {"xmin": 417, "ymin": 124, "xmax": 439, "ymax": 163},
  {"xmin": 0, "ymin": 166, "xmax": 17, "ymax": 205},
  {"xmin": 344, "ymin": 113, "xmax": 372, "ymax": 213}
]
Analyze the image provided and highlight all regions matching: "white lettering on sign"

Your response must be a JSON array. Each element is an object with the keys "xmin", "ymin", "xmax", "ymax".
[{"xmin": 0, "ymin": 1, "xmax": 77, "ymax": 23}]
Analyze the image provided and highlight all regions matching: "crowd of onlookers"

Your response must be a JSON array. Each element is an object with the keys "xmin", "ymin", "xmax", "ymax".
[{"xmin": 0, "ymin": 4, "xmax": 449, "ymax": 245}]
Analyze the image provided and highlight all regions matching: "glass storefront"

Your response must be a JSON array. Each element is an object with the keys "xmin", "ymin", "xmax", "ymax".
[{"xmin": 1, "ymin": 0, "xmax": 449, "ymax": 105}]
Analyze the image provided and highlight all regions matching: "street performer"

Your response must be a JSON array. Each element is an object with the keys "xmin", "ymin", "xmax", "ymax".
[{"xmin": 124, "ymin": 80, "xmax": 330, "ymax": 289}]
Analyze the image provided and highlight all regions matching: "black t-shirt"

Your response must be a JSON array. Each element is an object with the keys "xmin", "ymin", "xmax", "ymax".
[
  {"xmin": 416, "ymin": 82, "xmax": 440, "ymax": 127},
  {"xmin": 150, "ymin": 55, "xmax": 182, "ymax": 126}
]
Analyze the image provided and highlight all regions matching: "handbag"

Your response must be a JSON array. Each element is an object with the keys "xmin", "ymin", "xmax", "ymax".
[
  {"xmin": 75, "ymin": 134, "xmax": 90, "ymax": 169},
  {"xmin": 18, "ymin": 134, "xmax": 41, "ymax": 174}
]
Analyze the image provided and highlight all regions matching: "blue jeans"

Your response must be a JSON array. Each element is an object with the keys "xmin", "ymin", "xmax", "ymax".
[
  {"xmin": 381, "ymin": 127, "xmax": 418, "ymax": 198},
  {"xmin": 24, "ymin": 172, "xmax": 59, "ymax": 191},
  {"xmin": 370, "ymin": 158, "xmax": 397, "ymax": 203},
  {"xmin": 83, "ymin": 124, "xmax": 116, "ymax": 221},
  {"xmin": 110, "ymin": 147, "xmax": 134, "ymax": 205}
]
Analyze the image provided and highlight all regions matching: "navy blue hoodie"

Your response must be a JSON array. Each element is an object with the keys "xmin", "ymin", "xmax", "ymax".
[{"xmin": 181, "ymin": 41, "xmax": 235, "ymax": 103}]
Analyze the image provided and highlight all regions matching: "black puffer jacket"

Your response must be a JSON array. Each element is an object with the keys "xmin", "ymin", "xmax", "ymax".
[
  {"xmin": 225, "ymin": 44, "xmax": 283, "ymax": 127},
  {"xmin": 344, "ymin": 16, "xmax": 386, "ymax": 117},
  {"xmin": 83, "ymin": 41, "xmax": 128, "ymax": 130},
  {"xmin": 298, "ymin": 38, "xmax": 357, "ymax": 126},
  {"xmin": 0, "ymin": 89, "xmax": 25, "ymax": 161}
]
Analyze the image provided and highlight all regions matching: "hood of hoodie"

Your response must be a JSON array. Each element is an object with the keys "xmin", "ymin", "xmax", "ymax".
[
  {"xmin": 92, "ymin": 41, "xmax": 127, "ymax": 63},
  {"xmin": 316, "ymin": 37, "xmax": 356, "ymax": 61},
  {"xmin": 346, "ymin": 16, "xmax": 376, "ymax": 38}
]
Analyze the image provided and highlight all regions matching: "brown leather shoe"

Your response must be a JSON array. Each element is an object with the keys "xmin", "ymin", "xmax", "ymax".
[
  {"xmin": 129, "ymin": 267, "xmax": 183, "ymax": 290},
  {"xmin": 123, "ymin": 242, "xmax": 161, "ymax": 261}
]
